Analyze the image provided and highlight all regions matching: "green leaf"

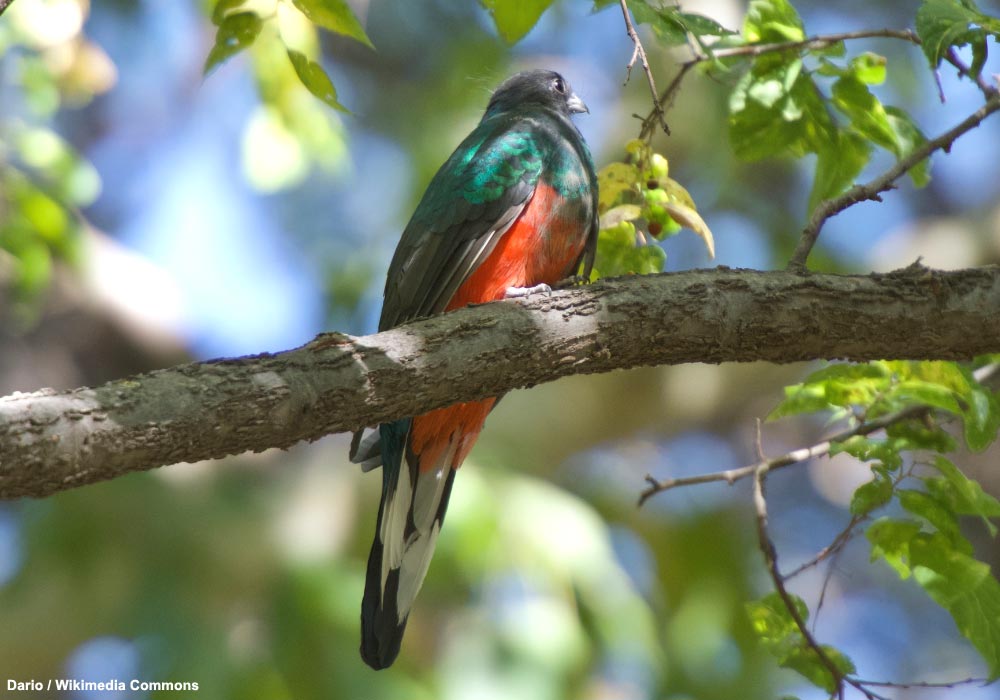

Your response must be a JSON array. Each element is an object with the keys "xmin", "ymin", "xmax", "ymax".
[
  {"xmin": 729, "ymin": 62, "xmax": 831, "ymax": 161},
  {"xmin": 898, "ymin": 489, "xmax": 969, "ymax": 552},
  {"xmin": 204, "ymin": 12, "xmax": 264, "ymax": 75},
  {"xmin": 850, "ymin": 477, "xmax": 893, "ymax": 516},
  {"xmin": 964, "ymin": 385, "xmax": 1000, "ymax": 451},
  {"xmin": 808, "ymin": 130, "xmax": 870, "ymax": 211},
  {"xmin": 885, "ymin": 106, "xmax": 930, "ymax": 187},
  {"xmin": 916, "ymin": 0, "xmax": 1000, "ymax": 70},
  {"xmin": 290, "ymin": 0, "xmax": 374, "ymax": 48},
  {"xmin": 849, "ymin": 52, "xmax": 887, "ymax": 85},
  {"xmin": 747, "ymin": 593, "xmax": 855, "ymax": 692},
  {"xmin": 910, "ymin": 532, "xmax": 1000, "ymax": 676},
  {"xmin": 743, "ymin": 0, "xmax": 806, "ymax": 43},
  {"xmin": 768, "ymin": 383, "xmax": 830, "ymax": 420},
  {"xmin": 831, "ymin": 436, "xmax": 904, "ymax": 472},
  {"xmin": 480, "ymin": 0, "xmax": 555, "ymax": 43},
  {"xmin": 867, "ymin": 517, "xmax": 922, "ymax": 578},
  {"xmin": 886, "ymin": 417, "xmax": 957, "ymax": 454},
  {"xmin": 889, "ymin": 379, "xmax": 963, "ymax": 415},
  {"xmin": 627, "ymin": 2, "xmax": 734, "ymax": 47},
  {"xmin": 211, "ymin": 0, "xmax": 248, "ymax": 25},
  {"xmin": 831, "ymin": 75, "xmax": 898, "ymax": 152},
  {"xmin": 926, "ymin": 456, "xmax": 1000, "ymax": 534},
  {"xmin": 286, "ymin": 50, "xmax": 348, "ymax": 112}
]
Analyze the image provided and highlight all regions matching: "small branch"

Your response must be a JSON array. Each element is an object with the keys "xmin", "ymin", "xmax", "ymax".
[
  {"xmin": 754, "ymin": 465, "xmax": 848, "ymax": 698},
  {"xmin": 618, "ymin": 0, "xmax": 670, "ymax": 136},
  {"xmin": 639, "ymin": 404, "xmax": 930, "ymax": 505},
  {"xmin": 784, "ymin": 513, "xmax": 866, "ymax": 581},
  {"xmin": 943, "ymin": 46, "xmax": 999, "ymax": 101},
  {"xmin": 788, "ymin": 93, "xmax": 1000, "ymax": 270},
  {"xmin": 709, "ymin": 28, "xmax": 919, "ymax": 61},
  {"xmin": 856, "ymin": 677, "xmax": 990, "ymax": 690},
  {"xmin": 639, "ymin": 28, "xmax": 920, "ymax": 138},
  {"xmin": 0, "ymin": 0, "xmax": 15, "ymax": 17}
]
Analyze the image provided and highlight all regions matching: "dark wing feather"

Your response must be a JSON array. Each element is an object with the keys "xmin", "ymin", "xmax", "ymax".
[{"xmin": 379, "ymin": 116, "xmax": 544, "ymax": 331}]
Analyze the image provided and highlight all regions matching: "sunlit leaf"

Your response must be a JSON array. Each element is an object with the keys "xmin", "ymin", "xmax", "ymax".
[
  {"xmin": 290, "ymin": 0, "xmax": 374, "ymax": 47},
  {"xmin": 480, "ymin": 0, "xmax": 555, "ymax": 43},
  {"xmin": 663, "ymin": 201, "xmax": 714, "ymax": 258},
  {"xmin": 743, "ymin": 0, "xmax": 805, "ymax": 43},
  {"xmin": 286, "ymin": 50, "xmax": 348, "ymax": 111},
  {"xmin": 916, "ymin": 0, "xmax": 1000, "ymax": 70},
  {"xmin": 204, "ymin": 11, "xmax": 263, "ymax": 75},
  {"xmin": 831, "ymin": 75, "xmax": 898, "ymax": 152},
  {"xmin": 599, "ymin": 204, "xmax": 642, "ymax": 230},
  {"xmin": 849, "ymin": 52, "xmax": 887, "ymax": 85},
  {"xmin": 747, "ymin": 592, "xmax": 855, "ymax": 693},
  {"xmin": 885, "ymin": 106, "xmax": 931, "ymax": 187}
]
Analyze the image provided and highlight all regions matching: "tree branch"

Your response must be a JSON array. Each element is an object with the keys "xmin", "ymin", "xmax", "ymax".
[
  {"xmin": 788, "ymin": 92, "xmax": 1000, "ymax": 269},
  {"xmin": 0, "ymin": 0, "xmax": 15, "ymax": 17},
  {"xmin": 3, "ymin": 265, "xmax": 1000, "ymax": 499}
]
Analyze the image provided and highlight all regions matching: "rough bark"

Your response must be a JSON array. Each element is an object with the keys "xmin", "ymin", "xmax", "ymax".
[{"xmin": 2, "ymin": 265, "xmax": 999, "ymax": 499}]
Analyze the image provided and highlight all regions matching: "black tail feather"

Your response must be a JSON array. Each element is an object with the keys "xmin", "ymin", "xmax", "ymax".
[{"xmin": 360, "ymin": 524, "xmax": 407, "ymax": 669}]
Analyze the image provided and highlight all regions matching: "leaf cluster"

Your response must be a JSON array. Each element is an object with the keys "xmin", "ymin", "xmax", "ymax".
[
  {"xmin": 593, "ymin": 139, "xmax": 714, "ymax": 279},
  {"xmin": 762, "ymin": 358, "xmax": 1000, "ymax": 686}
]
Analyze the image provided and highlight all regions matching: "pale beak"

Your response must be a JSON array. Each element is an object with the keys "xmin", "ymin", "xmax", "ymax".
[{"xmin": 566, "ymin": 92, "xmax": 589, "ymax": 114}]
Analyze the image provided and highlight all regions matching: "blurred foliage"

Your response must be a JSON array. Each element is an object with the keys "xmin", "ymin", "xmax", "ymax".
[{"xmin": 0, "ymin": 0, "xmax": 110, "ymax": 324}]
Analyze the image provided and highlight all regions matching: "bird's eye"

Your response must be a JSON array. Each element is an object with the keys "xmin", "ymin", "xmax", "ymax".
[{"xmin": 553, "ymin": 77, "xmax": 566, "ymax": 94}]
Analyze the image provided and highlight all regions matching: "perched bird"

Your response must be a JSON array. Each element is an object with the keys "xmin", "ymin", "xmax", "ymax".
[{"xmin": 350, "ymin": 69, "xmax": 598, "ymax": 670}]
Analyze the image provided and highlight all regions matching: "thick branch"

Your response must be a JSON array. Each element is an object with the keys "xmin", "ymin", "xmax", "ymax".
[{"xmin": 2, "ymin": 265, "xmax": 1000, "ymax": 499}]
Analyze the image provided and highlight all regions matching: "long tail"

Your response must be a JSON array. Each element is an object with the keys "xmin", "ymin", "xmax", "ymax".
[{"xmin": 360, "ymin": 419, "xmax": 458, "ymax": 669}]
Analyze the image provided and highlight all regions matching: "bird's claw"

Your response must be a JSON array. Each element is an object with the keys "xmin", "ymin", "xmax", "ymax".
[{"xmin": 504, "ymin": 283, "xmax": 553, "ymax": 299}]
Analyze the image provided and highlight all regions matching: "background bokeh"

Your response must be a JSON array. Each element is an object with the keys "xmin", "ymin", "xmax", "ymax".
[{"xmin": 2, "ymin": 0, "xmax": 1000, "ymax": 698}]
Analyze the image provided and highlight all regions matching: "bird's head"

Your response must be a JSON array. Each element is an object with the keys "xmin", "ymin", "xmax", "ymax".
[{"xmin": 486, "ymin": 69, "xmax": 589, "ymax": 118}]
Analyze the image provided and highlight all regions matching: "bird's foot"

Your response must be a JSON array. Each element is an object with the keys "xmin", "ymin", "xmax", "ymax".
[
  {"xmin": 504, "ymin": 283, "xmax": 552, "ymax": 299},
  {"xmin": 554, "ymin": 274, "xmax": 590, "ymax": 289}
]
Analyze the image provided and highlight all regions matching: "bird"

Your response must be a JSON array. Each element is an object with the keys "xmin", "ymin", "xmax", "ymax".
[{"xmin": 350, "ymin": 69, "xmax": 599, "ymax": 670}]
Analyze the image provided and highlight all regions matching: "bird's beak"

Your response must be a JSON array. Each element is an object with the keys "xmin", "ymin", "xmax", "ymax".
[{"xmin": 566, "ymin": 92, "xmax": 589, "ymax": 114}]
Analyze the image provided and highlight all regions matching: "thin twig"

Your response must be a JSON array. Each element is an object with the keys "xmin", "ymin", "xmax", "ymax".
[
  {"xmin": 0, "ymin": 0, "xmax": 15, "ymax": 16},
  {"xmin": 639, "ymin": 405, "xmax": 928, "ymax": 505},
  {"xmin": 618, "ymin": 0, "xmax": 670, "ymax": 136},
  {"xmin": 788, "ymin": 92, "xmax": 1000, "ymax": 270},
  {"xmin": 856, "ymin": 677, "xmax": 990, "ymax": 690},
  {"xmin": 785, "ymin": 514, "xmax": 867, "ymax": 581},
  {"xmin": 944, "ymin": 46, "xmax": 999, "ymax": 101},
  {"xmin": 639, "ymin": 28, "xmax": 921, "ymax": 138},
  {"xmin": 641, "ymin": 363, "xmax": 999, "ymax": 505},
  {"xmin": 754, "ymin": 464, "xmax": 848, "ymax": 698}
]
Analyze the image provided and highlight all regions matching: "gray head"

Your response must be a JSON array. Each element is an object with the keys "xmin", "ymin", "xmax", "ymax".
[{"xmin": 486, "ymin": 69, "xmax": 589, "ymax": 117}]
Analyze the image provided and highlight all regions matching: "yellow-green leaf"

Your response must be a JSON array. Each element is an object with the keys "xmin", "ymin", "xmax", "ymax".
[
  {"xmin": 480, "ymin": 0, "xmax": 555, "ymax": 43},
  {"xmin": 290, "ymin": 0, "xmax": 374, "ymax": 48},
  {"xmin": 287, "ymin": 50, "xmax": 348, "ymax": 112}
]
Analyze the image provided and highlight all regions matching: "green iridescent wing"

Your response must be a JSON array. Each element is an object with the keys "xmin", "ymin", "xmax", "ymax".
[{"xmin": 379, "ymin": 115, "xmax": 545, "ymax": 331}]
